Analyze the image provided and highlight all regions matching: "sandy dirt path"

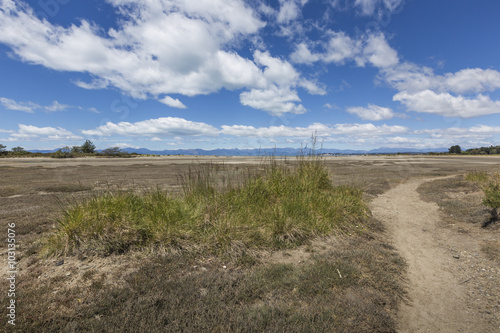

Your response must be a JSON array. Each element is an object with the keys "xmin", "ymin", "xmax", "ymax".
[{"xmin": 371, "ymin": 177, "xmax": 476, "ymax": 333}]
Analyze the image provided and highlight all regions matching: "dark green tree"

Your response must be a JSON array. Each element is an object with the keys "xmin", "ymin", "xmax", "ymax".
[
  {"xmin": 0, "ymin": 144, "xmax": 6, "ymax": 155},
  {"xmin": 448, "ymin": 145, "xmax": 462, "ymax": 154},
  {"xmin": 102, "ymin": 147, "xmax": 124, "ymax": 156},
  {"xmin": 81, "ymin": 140, "xmax": 96, "ymax": 153},
  {"xmin": 11, "ymin": 146, "xmax": 26, "ymax": 153},
  {"xmin": 71, "ymin": 145, "xmax": 82, "ymax": 153}
]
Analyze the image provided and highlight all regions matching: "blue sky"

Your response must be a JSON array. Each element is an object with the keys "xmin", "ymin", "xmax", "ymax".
[{"xmin": 1, "ymin": 0, "xmax": 500, "ymax": 151}]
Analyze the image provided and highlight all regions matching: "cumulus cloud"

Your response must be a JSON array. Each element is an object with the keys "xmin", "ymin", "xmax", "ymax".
[
  {"xmin": 0, "ymin": 0, "xmax": 320, "ymax": 115},
  {"xmin": 393, "ymin": 90, "xmax": 500, "ymax": 118},
  {"xmin": 362, "ymin": 33, "xmax": 399, "ymax": 68},
  {"xmin": 380, "ymin": 63, "xmax": 500, "ymax": 119},
  {"xmin": 159, "ymin": 96, "xmax": 187, "ymax": 109},
  {"xmin": 346, "ymin": 104, "xmax": 396, "ymax": 121},
  {"xmin": 277, "ymin": 0, "xmax": 301, "ymax": 24},
  {"xmin": 289, "ymin": 43, "xmax": 321, "ymax": 65},
  {"xmin": 382, "ymin": 64, "xmax": 500, "ymax": 95},
  {"xmin": 240, "ymin": 86, "xmax": 306, "ymax": 116},
  {"xmin": 82, "ymin": 117, "xmax": 219, "ymax": 137},
  {"xmin": 290, "ymin": 31, "xmax": 398, "ymax": 68}
]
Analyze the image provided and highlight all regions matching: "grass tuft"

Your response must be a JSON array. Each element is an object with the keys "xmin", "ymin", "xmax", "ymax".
[{"xmin": 45, "ymin": 154, "xmax": 368, "ymax": 258}]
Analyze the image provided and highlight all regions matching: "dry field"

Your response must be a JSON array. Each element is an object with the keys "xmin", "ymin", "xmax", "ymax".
[{"xmin": 1, "ymin": 155, "xmax": 499, "ymax": 332}]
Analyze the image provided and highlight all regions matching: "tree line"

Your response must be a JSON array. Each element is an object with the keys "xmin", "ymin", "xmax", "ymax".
[
  {"xmin": 0, "ymin": 140, "xmax": 133, "ymax": 158},
  {"xmin": 449, "ymin": 145, "xmax": 500, "ymax": 155}
]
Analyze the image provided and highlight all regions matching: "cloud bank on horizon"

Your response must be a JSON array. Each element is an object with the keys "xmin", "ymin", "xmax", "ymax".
[{"xmin": 1, "ymin": 0, "xmax": 500, "ymax": 150}]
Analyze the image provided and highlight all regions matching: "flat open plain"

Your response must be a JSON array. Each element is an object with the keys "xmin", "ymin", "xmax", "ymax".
[{"xmin": 1, "ymin": 155, "xmax": 499, "ymax": 332}]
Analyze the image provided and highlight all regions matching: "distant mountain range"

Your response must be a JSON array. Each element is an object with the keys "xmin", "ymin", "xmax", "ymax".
[{"xmin": 29, "ymin": 147, "xmax": 449, "ymax": 156}]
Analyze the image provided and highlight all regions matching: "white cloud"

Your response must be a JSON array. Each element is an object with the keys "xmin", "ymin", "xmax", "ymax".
[
  {"xmin": 0, "ymin": 97, "xmax": 39, "ymax": 113},
  {"xmin": 289, "ymin": 42, "xmax": 321, "ymax": 64},
  {"xmin": 380, "ymin": 63, "xmax": 500, "ymax": 119},
  {"xmin": 88, "ymin": 107, "xmax": 101, "ymax": 114},
  {"xmin": 332, "ymin": 123, "xmax": 407, "ymax": 135},
  {"xmin": 0, "ymin": 129, "xmax": 14, "ymax": 133},
  {"xmin": 221, "ymin": 123, "xmax": 329, "ymax": 137},
  {"xmin": 393, "ymin": 90, "xmax": 500, "ymax": 118},
  {"xmin": 277, "ymin": 0, "xmax": 300, "ymax": 24},
  {"xmin": 45, "ymin": 101, "xmax": 72, "ymax": 112},
  {"xmin": 290, "ymin": 31, "xmax": 398, "ymax": 68},
  {"xmin": 254, "ymin": 50, "xmax": 300, "ymax": 87},
  {"xmin": 0, "ymin": 0, "xmax": 320, "ymax": 115},
  {"xmin": 382, "ymin": 64, "xmax": 500, "ymax": 94},
  {"xmin": 353, "ymin": 0, "xmax": 404, "ymax": 16},
  {"xmin": 299, "ymin": 79, "xmax": 326, "ymax": 95},
  {"xmin": 221, "ymin": 122, "xmax": 407, "ymax": 137},
  {"xmin": 82, "ymin": 117, "xmax": 219, "ymax": 137},
  {"xmin": 240, "ymin": 85, "xmax": 306, "ymax": 116},
  {"xmin": 387, "ymin": 136, "xmax": 416, "ymax": 144},
  {"xmin": 112, "ymin": 143, "xmax": 140, "ymax": 149},
  {"xmin": 362, "ymin": 33, "xmax": 399, "ymax": 68},
  {"xmin": 1, "ymin": 97, "xmax": 80, "ymax": 113},
  {"xmin": 7, "ymin": 124, "xmax": 82, "ymax": 141},
  {"xmin": 159, "ymin": 96, "xmax": 187, "ymax": 109},
  {"xmin": 73, "ymin": 78, "xmax": 109, "ymax": 90},
  {"xmin": 354, "ymin": 0, "xmax": 379, "ymax": 16},
  {"xmin": 346, "ymin": 104, "xmax": 396, "ymax": 121}
]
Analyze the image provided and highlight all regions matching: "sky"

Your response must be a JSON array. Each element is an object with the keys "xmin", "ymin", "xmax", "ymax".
[{"xmin": 1, "ymin": 0, "xmax": 500, "ymax": 151}]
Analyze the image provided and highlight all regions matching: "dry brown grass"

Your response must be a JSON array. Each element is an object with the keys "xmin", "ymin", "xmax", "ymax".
[{"xmin": 417, "ymin": 175, "xmax": 491, "ymax": 226}]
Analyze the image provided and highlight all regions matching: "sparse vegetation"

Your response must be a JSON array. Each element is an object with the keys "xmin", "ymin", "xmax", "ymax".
[
  {"xmin": 15, "ymin": 236, "xmax": 406, "ymax": 332},
  {"xmin": 418, "ymin": 175, "xmax": 491, "ymax": 226},
  {"xmin": 465, "ymin": 170, "xmax": 489, "ymax": 183}
]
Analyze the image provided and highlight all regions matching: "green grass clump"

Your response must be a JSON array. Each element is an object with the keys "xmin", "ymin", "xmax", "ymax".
[
  {"xmin": 465, "ymin": 170, "xmax": 489, "ymax": 183},
  {"xmin": 46, "ymin": 155, "xmax": 368, "ymax": 257}
]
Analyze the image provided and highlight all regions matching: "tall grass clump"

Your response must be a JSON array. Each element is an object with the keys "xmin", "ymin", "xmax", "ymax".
[
  {"xmin": 46, "ymin": 150, "xmax": 369, "ymax": 258},
  {"xmin": 466, "ymin": 171, "xmax": 500, "ymax": 226}
]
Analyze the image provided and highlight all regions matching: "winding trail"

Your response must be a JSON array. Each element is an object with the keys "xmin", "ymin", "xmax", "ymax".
[{"xmin": 371, "ymin": 177, "xmax": 472, "ymax": 333}]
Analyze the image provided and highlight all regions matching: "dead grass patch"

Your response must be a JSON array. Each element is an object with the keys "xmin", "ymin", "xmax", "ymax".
[
  {"xmin": 481, "ymin": 241, "xmax": 500, "ymax": 264},
  {"xmin": 10, "ymin": 232, "xmax": 405, "ymax": 333},
  {"xmin": 417, "ymin": 176, "xmax": 491, "ymax": 226}
]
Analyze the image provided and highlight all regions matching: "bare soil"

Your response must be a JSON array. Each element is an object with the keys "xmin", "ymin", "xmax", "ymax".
[{"xmin": 372, "ymin": 176, "xmax": 500, "ymax": 332}]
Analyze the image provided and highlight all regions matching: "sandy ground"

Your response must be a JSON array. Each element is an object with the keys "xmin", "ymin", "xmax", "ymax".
[{"xmin": 372, "ymin": 177, "xmax": 499, "ymax": 333}]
